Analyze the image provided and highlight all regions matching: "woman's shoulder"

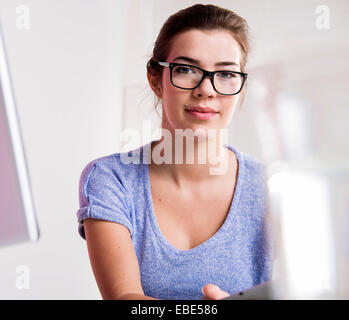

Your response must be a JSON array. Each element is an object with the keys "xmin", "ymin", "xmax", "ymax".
[
  {"xmin": 227, "ymin": 145, "xmax": 266, "ymax": 176},
  {"xmin": 242, "ymin": 152, "xmax": 266, "ymax": 174},
  {"xmin": 79, "ymin": 144, "xmax": 148, "ymax": 191}
]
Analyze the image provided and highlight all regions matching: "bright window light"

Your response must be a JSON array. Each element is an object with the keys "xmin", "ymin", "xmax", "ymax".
[{"xmin": 268, "ymin": 169, "xmax": 336, "ymax": 299}]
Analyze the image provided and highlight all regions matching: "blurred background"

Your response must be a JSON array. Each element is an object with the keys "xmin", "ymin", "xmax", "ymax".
[{"xmin": 0, "ymin": 0, "xmax": 348, "ymax": 299}]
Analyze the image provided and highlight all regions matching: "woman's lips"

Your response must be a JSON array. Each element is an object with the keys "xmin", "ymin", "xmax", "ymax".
[{"xmin": 185, "ymin": 109, "xmax": 218, "ymax": 120}]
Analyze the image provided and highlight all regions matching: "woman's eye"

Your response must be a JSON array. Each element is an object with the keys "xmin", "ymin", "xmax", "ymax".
[
  {"xmin": 175, "ymin": 66, "xmax": 195, "ymax": 74},
  {"xmin": 217, "ymin": 72, "xmax": 236, "ymax": 79}
]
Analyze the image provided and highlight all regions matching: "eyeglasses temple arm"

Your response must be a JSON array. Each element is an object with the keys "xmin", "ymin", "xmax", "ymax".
[{"xmin": 158, "ymin": 61, "xmax": 170, "ymax": 67}]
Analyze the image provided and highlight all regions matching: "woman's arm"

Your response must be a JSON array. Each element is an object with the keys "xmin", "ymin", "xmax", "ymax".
[{"xmin": 83, "ymin": 218, "xmax": 159, "ymax": 300}]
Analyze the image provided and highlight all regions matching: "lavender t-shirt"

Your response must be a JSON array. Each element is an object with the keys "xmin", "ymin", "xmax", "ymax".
[{"xmin": 76, "ymin": 140, "xmax": 273, "ymax": 300}]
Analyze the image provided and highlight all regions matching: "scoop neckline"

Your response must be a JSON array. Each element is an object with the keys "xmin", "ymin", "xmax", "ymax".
[{"xmin": 142, "ymin": 140, "xmax": 245, "ymax": 256}]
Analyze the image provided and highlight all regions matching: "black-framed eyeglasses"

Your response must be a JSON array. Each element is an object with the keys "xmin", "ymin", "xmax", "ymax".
[{"xmin": 156, "ymin": 61, "xmax": 248, "ymax": 96}]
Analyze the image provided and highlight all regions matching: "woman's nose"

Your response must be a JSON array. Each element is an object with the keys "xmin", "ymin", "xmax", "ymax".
[{"xmin": 192, "ymin": 76, "xmax": 217, "ymax": 98}]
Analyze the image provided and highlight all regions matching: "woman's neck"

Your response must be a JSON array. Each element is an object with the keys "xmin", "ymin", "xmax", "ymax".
[{"xmin": 149, "ymin": 131, "xmax": 234, "ymax": 189}]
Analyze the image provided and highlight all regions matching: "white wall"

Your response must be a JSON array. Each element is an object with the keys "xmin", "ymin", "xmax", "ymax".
[
  {"xmin": 0, "ymin": 0, "xmax": 127, "ymax": 299},
  {"xmin": 0, "ymin": 0, "xmax": 347, "ymax": 299}
]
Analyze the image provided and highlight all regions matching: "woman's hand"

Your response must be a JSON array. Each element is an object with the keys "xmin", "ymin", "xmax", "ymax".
[{"xmin": 201, "ymin": 284, "xmax": 230, "ymax": 300}]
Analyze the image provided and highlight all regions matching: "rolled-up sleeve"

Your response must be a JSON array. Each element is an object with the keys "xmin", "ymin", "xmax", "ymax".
[{"xmin": 76, "ymin": 160, "xmax": 133, "ymax": 240}]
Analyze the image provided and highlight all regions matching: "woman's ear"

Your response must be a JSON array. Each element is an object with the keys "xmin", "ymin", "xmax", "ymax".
[{"xmin": 147, "ymin": 72, "xmax": 162, "ymax": 99}]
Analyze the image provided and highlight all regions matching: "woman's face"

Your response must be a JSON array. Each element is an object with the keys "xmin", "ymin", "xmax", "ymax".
[{"xmin": 156, "ymin": 28, "xmax": 243, "ymax": 139}]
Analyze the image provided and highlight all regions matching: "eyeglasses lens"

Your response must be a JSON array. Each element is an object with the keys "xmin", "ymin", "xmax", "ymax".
[{"xmin": 171, "ymin": 65, "xmax": 243, "ymax": 95}]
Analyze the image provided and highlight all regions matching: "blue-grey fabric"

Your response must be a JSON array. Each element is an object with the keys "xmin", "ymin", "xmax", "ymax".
[{"xmin": 76, "ymin": 140, "xmax": 273, "ymax": 300}]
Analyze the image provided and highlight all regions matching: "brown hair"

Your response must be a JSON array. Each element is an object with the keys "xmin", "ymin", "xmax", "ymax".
[{"xmin": 147, "ymin": 4, "xmax": 251, "ymax": 114}]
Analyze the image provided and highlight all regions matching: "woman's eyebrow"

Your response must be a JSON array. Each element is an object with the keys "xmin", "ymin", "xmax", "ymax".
[{"xmin": 173, "ymin": 56, "xmax": 239, "ymax": 67}]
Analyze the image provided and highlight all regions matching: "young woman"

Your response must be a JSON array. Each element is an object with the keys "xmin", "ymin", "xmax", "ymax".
[{"xmin": 76, "ymin": 4, "xmax": 273, "ymax": 300}]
